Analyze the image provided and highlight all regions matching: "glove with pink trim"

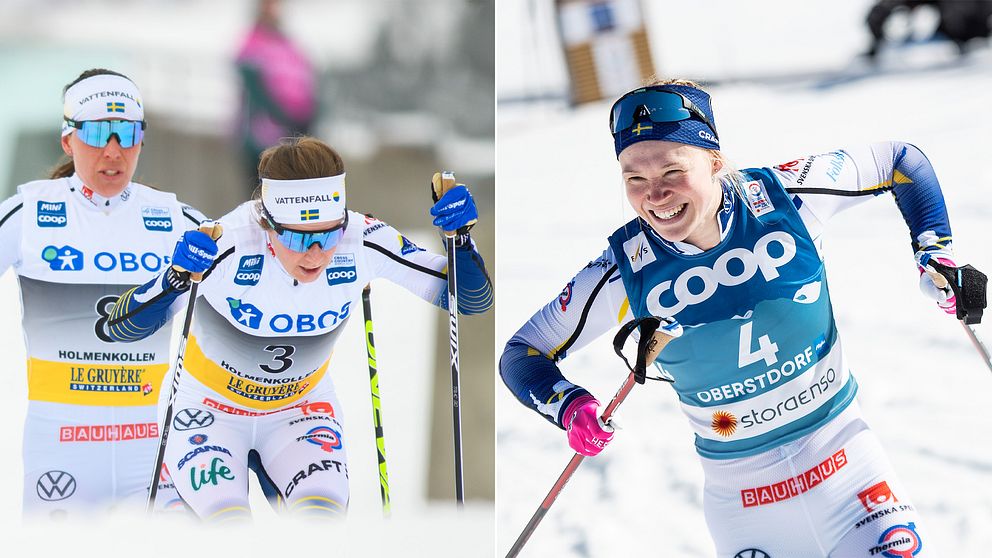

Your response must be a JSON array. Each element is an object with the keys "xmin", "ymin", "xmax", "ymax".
[
  {"xmin": 917, "ymin": 254, "xmax": 958, "ymax": 315},
  {"xmin": 564, "ymin": 395, "xmax": 615, "ymax": 456}
]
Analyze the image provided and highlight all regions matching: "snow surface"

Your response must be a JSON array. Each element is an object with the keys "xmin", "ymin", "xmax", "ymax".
[{"xmin": 496, "ymin": 46, "xmax": 992, "ymax": 558}]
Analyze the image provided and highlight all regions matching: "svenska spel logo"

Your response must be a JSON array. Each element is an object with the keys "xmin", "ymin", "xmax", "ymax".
[
  {"xmin": 41, "ymin": 245, "xmax": 83, "ymax": 271},
  {"xmin": 141, "ymin": 206, "xmax": 173, "ymax": 232},
  {"xmin": 37, "ymin": 201, "xmax": 67, "ymax": 227}
]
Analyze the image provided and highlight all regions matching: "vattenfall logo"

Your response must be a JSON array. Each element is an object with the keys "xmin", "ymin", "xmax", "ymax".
[
  {"xmin": 37, "ymin": 201, "xmax": 67, "ymax": 228},
  {"xmin": 234, "ymin": 254, "xmax": 264, "ymax": 286},
  {"xmin": 36, "ymin": 470, "xmax": 76, "ymax": 501},
  {"xmin": 647, "ymin": 231, "xmax": 797, "ymax": 315}
]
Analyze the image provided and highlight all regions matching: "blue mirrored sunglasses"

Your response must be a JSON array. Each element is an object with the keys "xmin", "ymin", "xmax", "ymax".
[
  {"xmin": 64, "ymin": 119, "xmax": 146, "ymax": 148},
  {"xmin": 264, "ymin": 207, "xmax": 348, "ymax": 253},
  {"xmin": 609, "ymin": 88, "xmax": 718, "ymax": 140}
]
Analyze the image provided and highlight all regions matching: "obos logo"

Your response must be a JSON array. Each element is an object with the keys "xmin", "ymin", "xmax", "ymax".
[
  {"xmin": 37, "ymin": 201, "xmax": 67, "ymax": 227},
  {"xmin": 227, "ymin": 297, "xmax": 263, "ymax": 329},
  {"xmin": 646, "ymin": 231, "xmax": 797, "ymax": 315},
  {"xmin": 36, "ymin": 470, "xmax": 76, "ymax": 501},
  {"xmin": 326, "ymin": 252, "xmax": 356, "ymax": 286},
  {"xmin": 41, "ymin": 245, "xmax": 83, "ymax": 271},
  {"xmin": 234, "ymin": 254, "xmax": 264, "ymax": 286},
  {"xmin": 141, "ymin": 206, "xmax": 173, "ymax": 232}
]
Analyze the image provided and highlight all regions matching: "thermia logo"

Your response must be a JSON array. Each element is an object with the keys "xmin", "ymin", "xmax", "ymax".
[
  {"xmin": 37, "ymin": 201, "xmax": 67, "ymax": 227},
  {"xmin": 141, "ymin": 206, "xmax": 173, "ymax": 232},
  {"xmin": 234, "ymin": 254, "xmax": 264, "ymax": 286},
  {"xmin": 647, "ymin": 231, "xmax": 797, "ymax": 315},
  {"xmin": 326, "ymin": 253, "xmax": 356, "ymax": 286},
  {"xmin": 621, "ymin": 231, "xmax": 656, "ymax": 273}
]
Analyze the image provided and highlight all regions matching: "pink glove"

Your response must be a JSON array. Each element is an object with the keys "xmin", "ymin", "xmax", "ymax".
[
  {"xmin": 918, "ymin": 256, "xmax": 957, "ymax": 315},
  {"xmin": 564, "ymin": 395, "xmax": 615, "ymax": 456}
]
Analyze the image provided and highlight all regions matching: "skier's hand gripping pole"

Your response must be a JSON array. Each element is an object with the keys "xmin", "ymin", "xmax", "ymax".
[
  {"xmin": 921, "ymin": 256, "xmax": 992, "ymax": 373},
  {"xmin": 505, "ymin": 316, "xmax": 683, "ymax": 557},
  {"xmin": 146, "ymin": 222, "xmax": 222, "ymax": 513}
]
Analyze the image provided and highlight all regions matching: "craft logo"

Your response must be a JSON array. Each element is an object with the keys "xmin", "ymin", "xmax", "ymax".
[
  {"xmin": 227, "ymin": 297, "xmax": 263, "ymax": 329},
  {"xmin": 141, "ymin": 206, "xmax": 173, "ymax": 232},
  {"xmin": 326, "ymin": 252, "xmax": 356, "ymax": 286},
  {"xmin": 741, "ymin": 448, "xmax": 847, "ymax": 508},
  {"xmin": 234, "ymin": 255, "xmax": 264, "ymax": 286},
  {"xmin": 37, "ymin": 201, "xmax": 67, "ymax": 227},
  {"xmin": 106, "ymin": 102, "xmax": 125, "ymax": 113},
  {"xmin": 399, "ymin": 235, "xmax": 423, "ymax": 256},
  {"xmin": 284, "ymin": 459, "xmax": 348, "ymax": 497},
  {"xmin": 622, "ymin": 231, "xmax": 656, "ymax": 273},
  {"xmin": 173, "ymin": 408, "xmax": 215, "ymax": 431},
  {"xmin": 41, "ymin": 245, "xmax": 83, "ymax": 271},
  {"xmin": 870, "ymin": 523, "xmax": 922, "ymax": 557},
  {"xmin": 298, "ymin": 426, "xmax": 343, "ymax": 453},
  {"xmin": 36, "ymin": 471, "xmax": 76, "ymax": 501},
  {"xmin": 859, "ymin": 480, "xmax": 898, "ymax": 512},
  {"xmin": 189, "ymin": 434, "xmax": 208, "ymax": 446},
  {"xmin": 59, "ymin": 422, "xmax": 158, "ymax": 442},
  {"xmin": 558, "ymin": 280, "xmax": 574, "ymax": 312},
  {"xmin": 744, "ymin": 180, "xmax": 775, "ymax": 216},
  {"xmin": 711, "ymin": 410, "xmax": 738, "ymax": 437}
]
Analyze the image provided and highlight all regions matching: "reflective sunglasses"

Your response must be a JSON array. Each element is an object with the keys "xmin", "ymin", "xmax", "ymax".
[
  {"xmin": 64, "ymin": 119, "xmax": 146, "ymax": 148},
  {"xmin": 263, "ymin": 206, "xmax": 348, "ymax": 252},
  {"xmin": 609, "ymin": 88, "xmax": 719, "ymax": 140}
]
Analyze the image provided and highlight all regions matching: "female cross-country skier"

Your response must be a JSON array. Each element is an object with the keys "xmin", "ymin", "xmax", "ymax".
[
  {"xmin": 107, "ymin": 136, "xmax": 492, "ymax": 521},
  {"xmin": 500, "ymin": 79, "xmax": 985, "ymax": 557},
  {"xmin": 0, "ymin": 68, "xmax": 205, "ymax": 517}
]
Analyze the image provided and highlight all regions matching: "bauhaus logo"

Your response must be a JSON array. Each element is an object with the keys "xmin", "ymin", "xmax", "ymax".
[
  {"xmin": 647, "ymin": 231, "xmax": 797, "ymax": 315},
  {"xmin": 141, "ymin": 206, "xmax": 173, "ymax": 232},
  {"xmin": 36, "ymin": 470, "xmax": 76, "ymax": 501},
  {"xmin": 37, "ymin": 201, "xmax": 67, "ymax": 227},
  {"xmin": 234, "ymin": 254, "xmax": 264, "ymax": 286}
]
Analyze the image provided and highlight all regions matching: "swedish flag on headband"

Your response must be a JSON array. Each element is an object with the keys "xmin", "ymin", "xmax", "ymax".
[
  {"xmin": 300, "ymin": 208, "xmax": 320, "ymax": 221},
  {"xmin": 106, "ymin": 102, "xmax": 125, "ymax": 113}
]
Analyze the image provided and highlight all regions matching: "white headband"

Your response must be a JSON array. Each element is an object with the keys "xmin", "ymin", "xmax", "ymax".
[
  {"xmin": 62, "ymin": 74, "xmax": 144, "ymax": 136},
  {"xmin": 261, "ymin": 174, "xmax": 347, "ymax": 225}
]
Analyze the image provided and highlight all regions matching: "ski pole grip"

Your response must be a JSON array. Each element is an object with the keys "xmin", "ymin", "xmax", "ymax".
[
  {"xmin": 431, "ymin": 171, "xmax": 459, "ymax": 236},
  {"xmin": 172, "ymin": 223, "xmax": 223, "ymax": 283},
  {"xmin": 926, "ymin": 262, "xmax": 987, "ymax": 324}
]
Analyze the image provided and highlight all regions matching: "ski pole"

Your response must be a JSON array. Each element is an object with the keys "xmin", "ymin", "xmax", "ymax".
[
  {"xmin": 505, "ymin": 316, "xmax": 683, "ymax": 557},
  {"xmin": 146, "ymin": 222, "xmax": 222, "ymax": 513},
  {"xmin": 431, "ymin": 171, "xmax": 465, "ymax": 506},
  {"xmin": 362, "ymin": 285, "xmax": 391, "ymax": 516},
  {"xmin": 925, "ymin": 264, "xmax": 991, "ymax": 373}
]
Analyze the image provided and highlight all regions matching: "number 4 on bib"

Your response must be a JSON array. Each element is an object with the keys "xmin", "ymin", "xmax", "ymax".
[{"xmin": 738, "ymin": 322, "xmax": 778, "ymax": 368}]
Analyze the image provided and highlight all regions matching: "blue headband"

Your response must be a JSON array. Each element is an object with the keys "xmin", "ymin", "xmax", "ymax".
[{"xmin": 611, "ymin": 84, "xmax": 720, "ymax": 157}]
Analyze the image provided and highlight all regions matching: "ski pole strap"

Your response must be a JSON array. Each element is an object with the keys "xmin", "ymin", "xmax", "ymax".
[
  {"xmin": 925, "ymin": 258, "xmax": 988, "ymax": 325},
  {"xmin": 613, "ymin": 316, "xmax": 669, "ymax": 384}
]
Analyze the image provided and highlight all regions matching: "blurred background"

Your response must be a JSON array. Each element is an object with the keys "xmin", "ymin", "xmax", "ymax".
[
  {"xmin": 497, "ymin": 0, "xmax": 992, "ymax": 556},
  {"xmin": 0, "ymin": 0, "xmax": 494, "ymax": 551}
]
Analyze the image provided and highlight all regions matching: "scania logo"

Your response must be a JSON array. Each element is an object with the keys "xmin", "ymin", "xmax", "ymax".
[
  {"xmin": 173, "ymin": 409, "xmax": 215, "ymax": 431},
  {"xmin": 36, "ymin": 470, "xmax": 76, "ymax": 501},
  {"xmin": 646, "ymin": 231, "xmax": 796, "ymax": 315}
]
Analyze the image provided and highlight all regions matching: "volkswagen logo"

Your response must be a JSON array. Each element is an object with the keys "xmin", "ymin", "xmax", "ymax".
[
  {"xmin": 36, "ymin": 471, "xmax": 76, "ymax": 501},
  {"xmin": 734, "ymin": 550, "xmax": 771, "ymax": 558},
  {"xmin": 173, "ymin": 409, "xmax": 215, "ymax": 431}
]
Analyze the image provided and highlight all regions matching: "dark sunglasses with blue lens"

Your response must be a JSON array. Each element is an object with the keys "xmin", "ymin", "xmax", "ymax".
[
  {"xmin": 64, "ymin": 119, "xmax": 146, "ymax": 149},
  {"xmin": 262, "ymin": 205, "xmax": 348, "ymax": 253},
  {"xmin": 609, "ymin": 87, "xmax": 719, "ymax": 141}
]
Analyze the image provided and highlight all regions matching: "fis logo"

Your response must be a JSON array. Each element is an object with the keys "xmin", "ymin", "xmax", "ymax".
[
  {"xmin": 37, "ymin": 201, "xmax": 67, "ymax": 227},
  {"xmin": 227, "ymin": 298, "xmax": 263, "ymax": 329},
  {"xmin": 173, "ymin": 409, "xmax": 215, "ymax": 431},
  {"xmin": 41, "ymin": 245, "xmax": 83, "ymax": 271},
  {"xmin": 36, "ymin": 470, "xmax": 77, "ymax": 501},
  {"xmin": 106, "ymin": 102, "xmax": 125, "ymax": 113},
  {"xmin": 622, "ymin": 231, "xmax": 656, "ymax": 273},
  {"xmin": 234, "ymin": 255, "xmax": 264, "ymax": 286},
  {"xmin": 141, "ymin": 206, "xmax": 173, "ymax": 232},
  {"xmin": 326, "ymin": 253, "xmax": 356, "ymax": 286},
  {"xmin": 399, "ymin": 235, "xmax": 423, "ymax": 256}
]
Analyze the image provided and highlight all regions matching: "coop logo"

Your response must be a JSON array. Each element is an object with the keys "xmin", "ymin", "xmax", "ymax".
[
  {"xmin": 859, "ymin": 481, "xmax": 898, "ymax": 512},
  {"xmin": 234, "ymin": 255, "xmax": 264, "ymax": 285},
  {"xmin": 36, "ymin": 471, "xmax": 76, "ymax": 501},
  {"xmin": 41, "ymin": 245, "xmax": 83, "ymax": 271},
  {"xmin": 621, "ymin": 231, "xmax": 656, "ymax": 273},
  {"xmin": 297, "ymin": 426, "xmax": 343, "ymax": 453},
  {"xmin": 870, "ymin": 523, "xmax": 922, "ymax": 557},
  {"xmin": 141, "ymin": 206, "xmax": 173, "ymax": 232},
  {"xmin": 326, "ymin": 253, "xmax": 356, "ymax": 286},
  {"xmin": 647, "ymin": 231, "xmax": 797, "ymax": 315},
  {"xmin": 173, "ymin": 409, "xmax": 215, "ymax": 431},
  {"xmin": 227, "ymin": 298, "xmax": 263, "ymax": 329},
  {"xmin": 37, "ymin": 201, "xmax": 67, "ymax": 227}
]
